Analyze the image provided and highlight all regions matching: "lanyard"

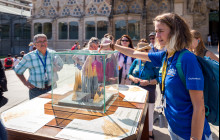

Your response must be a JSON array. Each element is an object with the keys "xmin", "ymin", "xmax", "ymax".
[
  {"xmin": 161, "ymin": 51, "xmax": 176, "ymax": 94},
  {"xmin": 123, "ymin": 55, "xmax": 128, "ymax": 70},
  {"xmin": 139, "ymin": 60, "xmax": 146, "ymax": 78},
  {"xmin": 153, "ymin": 47, "xmax": 158, "ymax": 52},
  {"xmin": 37, "ymin": 50, "xmax": 48, "ymax": 73}
]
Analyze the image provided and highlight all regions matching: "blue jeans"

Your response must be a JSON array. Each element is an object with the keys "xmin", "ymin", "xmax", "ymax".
[
  {"xmin": 29, "ymin": 87, "xmax": 51, "ymax": 100},
  {"xmin": 0, "ymin": 120, "xmax": 7, "ymax": 140},
  {"xmin": 168, "ymin": 125, "xmax": 213, "ymax": 140}
]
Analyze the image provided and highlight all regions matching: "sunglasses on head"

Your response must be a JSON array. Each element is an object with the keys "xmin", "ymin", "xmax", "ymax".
[
  {"xmin": 92, "ymin": 40, "xmax": 99, "ymax": 44},
  {"xmin": 150, "ymin": 38, "xmax": 155, "ymax": 40}
]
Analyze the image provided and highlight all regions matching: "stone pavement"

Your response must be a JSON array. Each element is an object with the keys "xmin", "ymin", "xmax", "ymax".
[{"xmin": 0, "ymin": 46, "xmax": 219, "ymax": 140}]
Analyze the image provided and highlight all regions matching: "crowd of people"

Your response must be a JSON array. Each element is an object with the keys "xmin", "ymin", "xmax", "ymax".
[{"xmin": 0, "ymin": 12, "xmax": 219, "ymax": 140}]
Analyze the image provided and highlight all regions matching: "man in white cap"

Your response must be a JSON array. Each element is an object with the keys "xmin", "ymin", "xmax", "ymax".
[{"xmin": 148, "ymin": 32, "xmax": 158, "ymax": 53}]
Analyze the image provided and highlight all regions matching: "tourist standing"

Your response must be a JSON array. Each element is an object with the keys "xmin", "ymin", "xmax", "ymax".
[
  {"xmin": 129, "ymin": 42, "xmax": 159, "ymax": 140},
  {"xmin": 190, "ymin": 30, "xmax": 219, "ymax": 62},
  {"xmin": 100, "ymin": 13, "xmax": 212, "ymax": 140},
  {"xmin": 4, "ymin": 54, "xmax": 13, "ymax": 70},
  {"xmin": 118, "ymin": 35, "xmax": 134, "ymax": 85},
  {"xmin": 14, "ymin": 34, "xmax": 63, "ymax": 99}
]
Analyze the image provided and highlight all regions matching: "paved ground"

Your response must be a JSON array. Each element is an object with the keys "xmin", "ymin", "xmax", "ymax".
[{"xmin": 0, "ymin": 46, "xmax": 219, "ymax": 139}]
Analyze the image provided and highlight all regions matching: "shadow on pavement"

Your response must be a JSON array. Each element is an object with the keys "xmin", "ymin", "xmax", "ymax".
[{"xmin": 0, "ymin": 96, "xmax": 8, "ymax": 108}]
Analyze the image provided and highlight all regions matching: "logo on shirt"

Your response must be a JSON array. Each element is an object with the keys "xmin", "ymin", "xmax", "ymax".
[
  {"xmin": 188, "ymin": 77, "xmax": 202, "ymax": 81},
  {"xmin": 167, "ymin": 68, "xmax": 177, "ymax": 77}
]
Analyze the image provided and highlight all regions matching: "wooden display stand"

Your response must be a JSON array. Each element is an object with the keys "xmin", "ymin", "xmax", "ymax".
[{"xmin": 1, "ymin": 89, "xmax": 149, "ymax": 140}]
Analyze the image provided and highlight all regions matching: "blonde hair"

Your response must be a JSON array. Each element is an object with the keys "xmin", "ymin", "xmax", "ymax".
[
  {"xmin": 153, "ymin": 13, "xmax": 192, "ymax": 52},
  {"xmin": 84, "ymin": 37, "xmax": 99, "ymax": 49},
  {"xmin": 191, "ymin": 30, "xmax": 207, "ymax": 57}
]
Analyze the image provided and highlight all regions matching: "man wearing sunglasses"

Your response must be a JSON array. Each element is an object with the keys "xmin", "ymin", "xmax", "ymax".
[{"xmin": 14, "ymin": 34, "xmax": 63, "ymax": 99}]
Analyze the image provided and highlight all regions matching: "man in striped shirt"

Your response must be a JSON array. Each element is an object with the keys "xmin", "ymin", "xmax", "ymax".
[{"xmin": 14, "ymin": 34, "xmax": 63, "ymax": 99}]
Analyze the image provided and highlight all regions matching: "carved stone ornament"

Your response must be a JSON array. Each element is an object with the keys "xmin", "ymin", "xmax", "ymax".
[{"xmin": 193, "ymin": 13, "xmax": 207, "ymax": 28}]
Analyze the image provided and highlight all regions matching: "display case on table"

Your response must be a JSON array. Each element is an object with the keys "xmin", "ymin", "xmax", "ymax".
[{"xmin": 51, "ymin": 50, "xmax": 119, "ymax": 123}]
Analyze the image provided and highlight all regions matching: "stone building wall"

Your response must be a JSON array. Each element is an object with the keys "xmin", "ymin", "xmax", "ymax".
[{"xmin": 31, "ymin": 0, "xmax": 219, "ymax": 50}]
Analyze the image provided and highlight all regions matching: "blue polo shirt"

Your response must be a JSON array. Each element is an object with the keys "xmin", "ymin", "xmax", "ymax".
[{"xmin": 148, "ymin": 50, "xmax": 211, "ymax": 140}]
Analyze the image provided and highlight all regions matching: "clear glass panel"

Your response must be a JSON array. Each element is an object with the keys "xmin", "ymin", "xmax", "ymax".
[
  {"xmin": 86, "ymin": 21, "xmax": 95, "ymax": 40},
  {"xmin": 51, "ymin": 50, "xmax": 119, "ymax": 114},
  {"xmin": 69, "ymin": 21, "xmax": 79, "ymax": 40},
  {"xmin": 128, "ymin": 20, "xmax": 140, "ymax": 40},
  {"xmin": 115, "ymin": 20, "xmax": 126, "ymax": 40},
  {"xmin": 97, "ymin": 21, "xmax": 108, "ymax": 39},
  {"xmin": 34, "ymin": 23, "xmax": 42, "ymax": 35},
  {"xmin": 43, "ymin": 22, "xmax": 52, "ymax": 39},
  {"xmin": 59, "ymin": 22, "xmax": 68, "ymax": 39}
]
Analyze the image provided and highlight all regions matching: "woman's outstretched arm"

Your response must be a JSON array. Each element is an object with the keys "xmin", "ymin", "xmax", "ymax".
[{"xmin": 100, "ymin": 40, "xmax": 151, "ymax": 62}]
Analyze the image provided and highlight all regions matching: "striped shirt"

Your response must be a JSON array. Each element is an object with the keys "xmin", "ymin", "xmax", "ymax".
[{"xmin": 14, "ymin": 49, "xmax": 63, "ymax": 88}]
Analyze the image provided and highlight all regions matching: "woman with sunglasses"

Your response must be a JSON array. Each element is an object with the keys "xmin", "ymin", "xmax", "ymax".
[
  {"xmin": 100, "ymin": 13, "xmax": 212, "ymax": 140},
  {"xmin": 118, "ymin": 35, "xmax": 134, "ymax": 85}
]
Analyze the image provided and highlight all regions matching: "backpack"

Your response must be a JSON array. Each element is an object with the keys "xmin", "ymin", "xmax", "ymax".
[
  {"xmin": 176, "ymin": 50, "xmax": 219, "ymax": 126},
  {"xmin": 6, "ymin": 58, "xmax": 13, "ymax": 66}
]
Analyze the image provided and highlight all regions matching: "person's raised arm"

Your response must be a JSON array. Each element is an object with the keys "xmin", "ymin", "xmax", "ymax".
[{"xmin": 100, "ymin": 40, "xmax": 151, "ymax": 62}]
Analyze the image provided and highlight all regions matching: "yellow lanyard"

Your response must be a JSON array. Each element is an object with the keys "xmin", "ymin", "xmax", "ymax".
[{"xmin": 161, "ymin": 51, "xmax": 176, "ymax": 93}]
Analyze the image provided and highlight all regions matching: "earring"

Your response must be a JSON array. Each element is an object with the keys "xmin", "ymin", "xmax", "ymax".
[{"xmin": 198, "ymin": 40, "xmax": 200, "ymax": 43}]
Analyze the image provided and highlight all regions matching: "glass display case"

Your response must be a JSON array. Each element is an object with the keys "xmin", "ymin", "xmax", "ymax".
[{"xmin": 51, "ymin": 50, "xmax": 119, "ymax": 114}]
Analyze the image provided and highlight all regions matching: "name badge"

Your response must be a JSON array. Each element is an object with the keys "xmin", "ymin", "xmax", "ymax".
[{"xmin": 163, "ymin": 96, "xmax": 167, "ymax": 108}]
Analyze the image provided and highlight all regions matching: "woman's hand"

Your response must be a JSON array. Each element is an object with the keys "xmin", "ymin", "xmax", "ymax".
[
  {"xmin": 140, "ymin": 80, "xmax": 150, "ymax": 86},
  {"xmin": 132, "ymin": 77, "xmax": 141, "ymax": 84}
]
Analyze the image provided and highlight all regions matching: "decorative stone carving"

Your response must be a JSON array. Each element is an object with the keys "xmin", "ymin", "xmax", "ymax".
[
  {"xmin": 193, "ymin": 13, "xmax": 207, "ymax": 28},
  {"xmin": 207, "ymin": 0, "xmax": 219, "ymax": 11}
]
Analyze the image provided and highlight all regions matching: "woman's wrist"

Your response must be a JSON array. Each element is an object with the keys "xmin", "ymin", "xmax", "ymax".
[{"xmin": 148, "ymin": 80, "xmax": 151, "ymax": 85}]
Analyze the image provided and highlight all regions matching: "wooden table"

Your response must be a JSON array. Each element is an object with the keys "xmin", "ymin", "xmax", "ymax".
[{"xmin": 1, "ymin": 87, "xmax": 149, "ymax": 140}]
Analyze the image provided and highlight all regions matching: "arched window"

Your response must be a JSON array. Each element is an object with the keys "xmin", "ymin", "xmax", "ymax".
[
  {"xmin": 49, "ymin": 7, "xmax": 56, "ymax": 16},
  {"xmin": 86, "ymin": 21, "xmax": 95, "ymax": 40},
  {"xmin": 115, "ymin": 20, "xmax": 126, "ymax": 39},
  {"xmin": 39, "ymin": 8, "xmax": 46, "ymax": 17},
  {"xmin": 149, "ymin": 3, "xmax": 158, "ymax": 12},
  {"xmin": 59, "ymin": 22, "xmax": 68, "ymax": 39},
  {"xmin": 116, "ymin": 3, "xmax": 127, "ymax": 14},
  {"xmin": 73, "ymin": 6, "xmax": 82, "ymax": 16},
  {"xmin": 62, "ymin": 7, "xmax": 70, "ymax": 16},
  {"xmin": 34, "ymin": 23, "xmax": 42, "ymax": 35},
  {"xmin": 69, "ymin": 22, "xmax": 79, "ymax": 39},
  {"xmin": 128, "ymin": 20, "xmax": 140, "ymax": 40},
  {"xmin": 130, "ymin": 2, "xmax": 141, "ymax": 13},
  {"xmin": 43, "ymin": 23, "xmax": 52, "ymax": 39},
  {"xmin": 100, "ymin": 3, "xmax": 110, "ymax": 16},
  {"xmin": 97, "ymin": 21, "xmax": 108, "ymax": 39},
  {"xmin": 68, "ymin": 0, "xmax": 76, "ymax": 5},
  {"xmin": 160, "ymin": 3, "xmax": 168, "ymax": 11},
  {"xmin": 14, "ymin": 23, "xmax": 22, "ymax": 40},
  {"xmin": 88, "ymin": 5, "xmax": 97, "ymax": 15},
  {"xmin": 0, "ymin": 24, "xmax": 10, "ymax": 39},
  {"xmin": 23, "ymin": 23, "xmax": 31, "ymax": 39},
  {"xmin": 43, "ymin": 0, "xmax": 51, "ymax": 7}
]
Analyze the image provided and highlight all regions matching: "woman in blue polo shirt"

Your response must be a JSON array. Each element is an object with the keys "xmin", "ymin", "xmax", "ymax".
[{"xmin": 100, "ymin": 13, "xmax": 212, "ymax": 140}]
